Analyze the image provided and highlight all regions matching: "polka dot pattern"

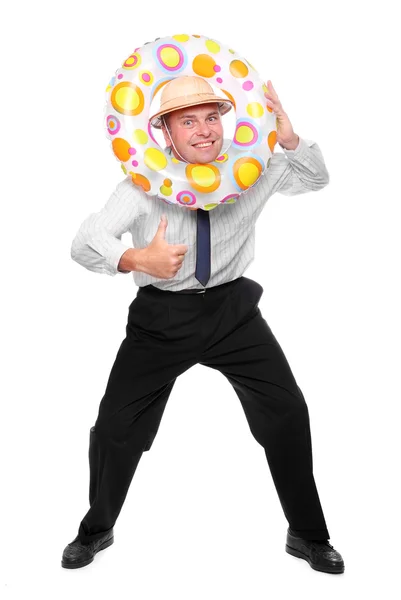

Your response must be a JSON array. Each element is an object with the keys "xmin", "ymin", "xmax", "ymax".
[
  {"xmin": 123, "ymin": 53, "xmax": 141, "ymax": 70},
  {"xmin": 206, "ymin": 40, "xmax": 220, "ymax": 54},
  {"xmin": 130, "ymin": 172, "xmax": 151, "ymax": 192},
  {"xmin": 230, "ymin": 155, "xmax": 265, "ymax": 191},
  {"xmin": 133, "ymin": 129, "xmax": 148, "ymax": 145},
  {"xmin": 104, "ymin": 34, "xmax": 277, "ymax": 208},
  {"xmin": 186, "ymin": 164, "xmax": 221, "ymax": 193},
  {"xmin": 233, "ymin": 119, "xmax": 261, "ymax": 148},
  {"xmin": 246, "ymin": 102, "xmax": 264, "ymax": 118},
  {"xmin": 112, "ymin": 138, "xmax": 131, "ymax": 162},
  {"xmin": 144, "ymin": 147, "xmax": 168, "ymax": 171},
  {"xmin": 106, "ymin": 114, "xmax": 121, "ymax": 135},
  {"xmin": 177, "ymin": 190, "xmax": 196, "ymax": 206},
  {"xmin": 229, "ymin": 60, "xmax": 248, "ymax": 78},
  {"xmin": 139, "ymin": 71, "xmax": 154, "ymax": 86},
  {"xmin": 153, "ymin": 41, "xmax": 187, "ymax": 74},
  {"xmin": 111, "ymin": 82, "xmax": 144, "ymax": 116},
  {"xmin": 192, "ymin": 54, "xmax": 217, "ymax": 78}
]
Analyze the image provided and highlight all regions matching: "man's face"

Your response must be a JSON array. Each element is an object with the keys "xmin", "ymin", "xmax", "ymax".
[{"xmin": 161, "ymin": 103, "xmax": 224, "ymax": 165}]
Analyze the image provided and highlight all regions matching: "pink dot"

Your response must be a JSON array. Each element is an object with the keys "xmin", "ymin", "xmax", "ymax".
[
  {"xmin": 131, "ymin": 160, "xmax": 138, "ymax": 167},
  {"xmin": 216, "ymin": 77, "xmax": 223, "ymax": 84},
  {"xmin": 243, "ymin": 81, "xmax": 254, "ymax": 91},
  {"xmin": 117, "ymin": 74, "xmax": 123, "ymax": 79},
  {"xmin": 128, "ymin": 147, "xmax": 137, "ymax": 155},
  {"xmin": 213, "ymin": 65, "xmax": 221, "ymax": 72},
  {"xmin": 142, "ymin": 73, "xmax": 151, "ymax": 82}
]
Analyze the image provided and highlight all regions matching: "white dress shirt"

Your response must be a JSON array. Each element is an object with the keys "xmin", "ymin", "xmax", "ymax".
[{"xmin": 70, "ymin": 137, "xmax": 329, "ymax": 291}]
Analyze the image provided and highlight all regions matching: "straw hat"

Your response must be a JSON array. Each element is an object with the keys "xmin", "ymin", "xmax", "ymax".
[{"xmin": 149, "ymin": 76, "xmax": 233, "ymax": 129}]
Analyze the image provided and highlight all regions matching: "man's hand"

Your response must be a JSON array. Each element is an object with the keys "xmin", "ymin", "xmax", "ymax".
[
  {"xmin": 264, "ymin": 80, "xmax": 299, "ymax": 150},
  {"xmin": 136, "ymin": 215, "xmax": 188, "ymax": 279}
]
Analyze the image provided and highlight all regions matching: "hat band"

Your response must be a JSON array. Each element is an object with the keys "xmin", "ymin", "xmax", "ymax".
[{"xmin": 159, "ymin": 92, "xmax": 230, "ymax": 112}]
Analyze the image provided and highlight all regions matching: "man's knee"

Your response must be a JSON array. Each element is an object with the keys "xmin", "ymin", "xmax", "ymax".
[{"xmin": 93, "ymin": 414, "xmax": 151, "ymax": 453}]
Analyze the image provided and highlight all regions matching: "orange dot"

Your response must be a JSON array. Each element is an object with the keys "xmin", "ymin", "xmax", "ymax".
[
  {"xmin": 163, "ymin": 178, "xmax": 172, "ymax": 187},
  {"xmin": 192, "ymin": 54, "xmax": 216, "ymax": 78},
  {"xmin": 229, "ymin": 60, "xmax": 249, "ymax": 78},
  {"xmin": 268, "ymin": 130, "xmax": 277, "ymax": 152},
  {"xmin": 221, "ymin": 89, "xmax": 236, "ymax": 111},
  {"xmin": 130, "ymin": 173, "xmax": 151, "ymax": 192},
  {"xmin": 112, "ymin": 138, "xmax": 131, "ymax": 162}
]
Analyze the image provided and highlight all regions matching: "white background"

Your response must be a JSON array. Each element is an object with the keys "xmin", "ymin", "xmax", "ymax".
[{"xmin": 1, "ymin": 1, "xmax": 400, "ymax": 598}]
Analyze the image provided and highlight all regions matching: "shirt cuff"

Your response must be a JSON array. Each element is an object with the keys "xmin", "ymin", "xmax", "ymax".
[
  {"xmin": 107, "ymin": 243, "xmax": 132, "ymax": 276},
  {"xmin": 281, "ymin": 136, "xmax": 317, "ymax": 160}
]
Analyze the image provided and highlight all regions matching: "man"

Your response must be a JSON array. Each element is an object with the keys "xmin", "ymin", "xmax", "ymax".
[{"xmin": 62, "ymin": 76, "xmax": 344, "ymax": 574}]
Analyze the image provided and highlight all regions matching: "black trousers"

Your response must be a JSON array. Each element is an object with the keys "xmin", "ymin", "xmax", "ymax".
[{"xmin": 78, "ymin": 276, "xmax": 330, "ymax": 544}]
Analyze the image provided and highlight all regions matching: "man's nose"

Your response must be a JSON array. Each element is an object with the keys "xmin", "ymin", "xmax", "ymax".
[{"xmin": 196, "ymin": 121, "xmax": 212, "ymax": 136}]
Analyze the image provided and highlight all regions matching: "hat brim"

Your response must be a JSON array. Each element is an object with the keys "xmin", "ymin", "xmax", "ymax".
[{"xmin": 149, "ymin": 97, "xmax": 233, "ymax": 129}]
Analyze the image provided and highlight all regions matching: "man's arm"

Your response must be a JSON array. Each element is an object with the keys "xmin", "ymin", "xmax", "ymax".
[
  {"xmin": 70, "ymin": 178, "xmax": 139, "ymax": 276},
  {"xmin": 266, "ymin": 136, "xmax": 330, "ymax": 197}
]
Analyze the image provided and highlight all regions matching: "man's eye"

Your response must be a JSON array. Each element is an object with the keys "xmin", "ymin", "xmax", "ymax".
[
  {"xmin": 209, "ymin": 117, "xmax": 216, "ymax": 121},
  {"xmin": 184, "ymin": 120, "xmax": 193, "ymax": 126}
]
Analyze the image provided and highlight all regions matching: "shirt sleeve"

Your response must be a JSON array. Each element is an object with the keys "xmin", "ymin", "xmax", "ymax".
[
  {"xmin": 267, "ymin": 137, "xmax": 330, "ymax": 197},
  {"xmin": 70, "ymin": 178, "xmax": 138, "ymax": 277}
]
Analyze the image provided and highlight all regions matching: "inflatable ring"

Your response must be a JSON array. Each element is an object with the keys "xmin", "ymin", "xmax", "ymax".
[{"xmin": 104, "ymin": 34, "xmax": 277, "ymax": 210}]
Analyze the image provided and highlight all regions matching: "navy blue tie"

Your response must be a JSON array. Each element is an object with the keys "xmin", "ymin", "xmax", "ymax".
[{"xmin": 195, "ymin": 209, "xmax": 211, "ymax": 286}]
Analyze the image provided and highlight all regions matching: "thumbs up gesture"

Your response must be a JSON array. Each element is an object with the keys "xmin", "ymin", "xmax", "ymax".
[{"xmin": 138, "ymin": 214, "xmax": 189, "ymax": 279}]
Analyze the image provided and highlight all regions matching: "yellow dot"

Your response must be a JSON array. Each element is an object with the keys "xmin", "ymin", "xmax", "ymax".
[
  {"xmin": 204, "ymin": 203, "xmax": 219, "ymax": 210},
  {"xmin": 186, "ymin": 163, "xmax": 220, "ymax": 192},
  {"xmin": 192, "ymin": 166, "xmax": 216, "ymax": 187},
  {"xmin": 160, "ymin": 47, "xmax": 180, "ymax": 68},
  {"xmin": 172, "ymin": 157, "xmax": 180, "ymax": 164},
  {"xmin": 160, "ymin": 185, "xmax": 173, "ymax": 196},
  {"xmin": 123, "ymin": 53, "xmax": 141, "ymax": 69},
  {"xmin": 205, "ymin": 40, "xmax": 220, "ymax": 53},
  {"xmin": 144, "ymin": 148, "xmax": 168, "ymax": 171},
  {"xmin": 238, "ymin": 163, "xmax": 260, "ymax": 187},
  {"xmin": 116, "ymin": 87, "xmax": 139, "ymax": 110},
  {"xmin": 133, "ymin": 129, "xmax": 148, "ymax": 144},
  {"xmin": 111, "ymin": 82, "xmax": 144, "ymax": 116},
  {"xmin": 236, "ymin": 125, "xmax": 254, "ymax": 144},
  {"xmin": 173, "ymin": 34, "xmax": 189, "ymax": 42},
  {"xmin": 247, "ymin": 102, "xmax": 264, "ymax": 118}
]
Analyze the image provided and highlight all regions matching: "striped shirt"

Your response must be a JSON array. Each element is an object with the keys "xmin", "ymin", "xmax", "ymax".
[{"xmin": 70, "ymin": 137, "xmax": 329, "ymax": 291}]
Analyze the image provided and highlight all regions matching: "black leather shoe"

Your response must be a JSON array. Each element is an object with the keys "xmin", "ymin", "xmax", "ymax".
[
  {"xmin": 285, "ymin": 529, "xmax": 344, "ymax": 574},
  {"xmin": 61, "ymin": 528, "xmax": 114, "ymax": 569}
]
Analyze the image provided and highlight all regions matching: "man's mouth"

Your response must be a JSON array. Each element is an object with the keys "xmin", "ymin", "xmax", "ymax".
[{"xmin": 192, "ymin": 141, "xmax": 215, "ymax": 148}]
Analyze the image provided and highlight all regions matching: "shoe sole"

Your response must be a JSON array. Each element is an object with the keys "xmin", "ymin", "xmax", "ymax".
[
  {"xmin": 61, "ymin": 536, "xmax": 114, "ymax": 569},
  {"xmin": 285, "ymin": 544, "xmax": 344, "ymax": 574}
]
